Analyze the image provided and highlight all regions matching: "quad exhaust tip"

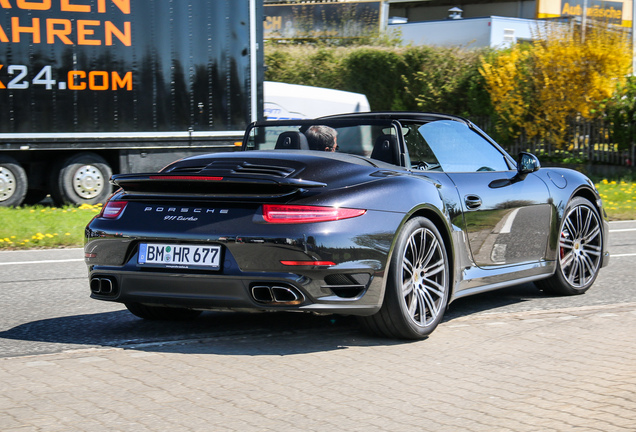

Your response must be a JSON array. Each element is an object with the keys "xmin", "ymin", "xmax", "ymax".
[
  {"xmin": 251, "ymin": 284, "xmax": 304, "ymax": 305},
  {"xmin": 90, "ymin": 276, "xmax": 118, "ymax": 296}
]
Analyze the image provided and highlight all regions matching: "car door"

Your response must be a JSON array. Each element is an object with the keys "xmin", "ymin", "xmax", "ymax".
[{"xmin": 411, "ymin": 120, "xmax": 553, "ymax": 268}]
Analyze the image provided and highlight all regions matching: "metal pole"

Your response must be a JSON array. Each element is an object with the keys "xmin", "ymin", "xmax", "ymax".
[
  {"xmin": 633, "ymin": 0, "xmax": 636, "ymax": 74},
  {"xmin": 249, "ymin": 0, "xmax": 258, "ymax": 123},
  {"xmin": 582, "ymin": 0, "xmax": 587, "ymax": 42}
]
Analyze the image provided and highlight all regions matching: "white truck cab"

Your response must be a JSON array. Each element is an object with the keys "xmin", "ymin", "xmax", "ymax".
[{"xmin": 264, "ymin": 81, "xmax": 371, "ymax": 120}]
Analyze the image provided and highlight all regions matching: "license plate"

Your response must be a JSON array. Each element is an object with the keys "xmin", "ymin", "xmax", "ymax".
[{"xmin": 138, "ymin": 243, "xmax": 221, "ymax": 270}]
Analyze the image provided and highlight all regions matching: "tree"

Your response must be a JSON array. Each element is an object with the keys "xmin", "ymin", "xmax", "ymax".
[
  {"xmin": 605, "ymin": 76, "xmax": 636, "ymax": 151},
  {"xmin": 480, "ymin": 22, "xmax": 631, "ymax": 148},
  {"xmin": 406, "ymin": 46, "xmax": 491, "ymax": 117}
]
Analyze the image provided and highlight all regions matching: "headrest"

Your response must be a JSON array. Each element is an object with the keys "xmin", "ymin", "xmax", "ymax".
[
  {"xmin": 371, "ymin": 134, "xmax": 399, "ymax": 165},
  {"xmin": 275, "ymin": 132, "xmax": 309, "ymax": 150}
]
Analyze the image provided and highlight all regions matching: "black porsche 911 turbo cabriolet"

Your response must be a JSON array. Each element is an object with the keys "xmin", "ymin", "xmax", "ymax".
[{"xmin": 84, "ymin": 112, "xmax": 610, "ymax": 339}]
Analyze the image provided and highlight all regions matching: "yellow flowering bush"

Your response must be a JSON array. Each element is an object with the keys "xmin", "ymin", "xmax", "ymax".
[{"xmin": 480, "ymin": 22, "xmax": 631, "ymax": 147}]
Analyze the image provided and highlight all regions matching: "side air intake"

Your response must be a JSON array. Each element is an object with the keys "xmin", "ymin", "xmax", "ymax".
[{"xmin": 323, "ymin": 273, "xmax": 372, "ymax": 299}]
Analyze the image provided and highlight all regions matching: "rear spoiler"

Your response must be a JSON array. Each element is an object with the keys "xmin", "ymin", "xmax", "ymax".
[{"xmin": 110, "ymin": 173, "xmax": 326, "ymax": 199}]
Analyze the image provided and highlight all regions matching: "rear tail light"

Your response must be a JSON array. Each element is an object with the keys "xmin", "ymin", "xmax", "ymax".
[
  {"xmin": 99, "ymin": 201, "xmax": 128, "ymax": 219},
  {"xmin": 263, "ymin": 204, "xmax": 366, "ymax": 224}
]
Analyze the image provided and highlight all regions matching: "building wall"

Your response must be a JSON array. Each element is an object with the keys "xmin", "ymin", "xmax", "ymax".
[
  {"xmin": 391, "ymin": 16, "xmax": 540, "ymax": 48},
  {"xmin": 489, "ymin": 16, "xmax": 538, "ymax": 46},
  {"xmin": 389, "ymin": 1, "xmax": 537, "ymax": 22},
  {"xmin": 394, "ymin": 18, "xmax": 492, "ymax": 47}
]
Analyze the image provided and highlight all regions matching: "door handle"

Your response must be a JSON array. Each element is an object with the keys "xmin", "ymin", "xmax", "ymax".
[{"xmin": 465, "ymin": 195, "xmax": 482, "ymax": 210}]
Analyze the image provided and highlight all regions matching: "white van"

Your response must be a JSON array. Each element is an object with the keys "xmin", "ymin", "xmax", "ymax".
[{"xmin": 264, "ymin": 81, "xmax": 371, "ymax": 120}]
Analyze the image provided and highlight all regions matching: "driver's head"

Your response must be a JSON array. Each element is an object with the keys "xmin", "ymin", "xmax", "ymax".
[{"xmin": 306, "ymin": 125, "xmax": 338, "ymax": 152}]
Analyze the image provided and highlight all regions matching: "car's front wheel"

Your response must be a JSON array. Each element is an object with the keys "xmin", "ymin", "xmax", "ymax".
[
  {"xmin": 125, "ymin": 302, "xmax": 202, "ymax": 320},
  {"xmin": 536, "ymin": 196, "xmax": 603, "ymax": 295},
  {"xmin": 360, "ymin": 216, "xmax": 450, "ymax": 339}
]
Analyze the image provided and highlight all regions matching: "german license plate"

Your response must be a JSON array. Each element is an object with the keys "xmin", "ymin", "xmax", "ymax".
[{"xmin": 138, "ymin": 243, "xmax": 221, "ymax": 270}]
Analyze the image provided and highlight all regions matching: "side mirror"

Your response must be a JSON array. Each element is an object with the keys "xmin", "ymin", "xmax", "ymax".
[{"xmin": 515, "ymin": 152, "xmax": 540, "ymax": 180}]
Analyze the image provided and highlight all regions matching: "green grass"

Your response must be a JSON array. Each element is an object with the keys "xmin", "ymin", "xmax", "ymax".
[
  {"xmin": 0, "ymin": 204, "xmax": 101, "ymax": 249},
  {"xmin": 0, "ymin": 180, "xmax": 634, "ymax": 250},
  {"xmin": 595, "ymin": 179, "xmax": 636, "ymax": 221}
]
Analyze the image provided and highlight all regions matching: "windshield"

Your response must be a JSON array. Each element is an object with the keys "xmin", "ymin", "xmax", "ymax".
[
  {"xmin": 401, "ymin": 120, "xmax": 510, "ymax": 172},
  {"xmin": 244, "ymin": 119, "xmax": 403, "ymax": 165}
]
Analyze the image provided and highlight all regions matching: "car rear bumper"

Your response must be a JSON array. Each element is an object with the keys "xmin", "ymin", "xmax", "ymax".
[
  {"xmin": 88, "ymin": 266, "xmax": 385, "ymax": 316},
  {"xmin": 85, "ymin": 207, "xmax": 404, "ymax": 315}
]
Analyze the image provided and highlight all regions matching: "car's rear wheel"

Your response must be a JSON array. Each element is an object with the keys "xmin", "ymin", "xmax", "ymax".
[
  {"xmin": 360, "ymin": 216, "xmax": 449, "ymax": 339},
  {"xmin": 536, "ymin": 196, "xmax": 603, "ymax": 295},
  {"xmin": 125, "ymin": 302, "xmax": 202, "ymax": 320}
]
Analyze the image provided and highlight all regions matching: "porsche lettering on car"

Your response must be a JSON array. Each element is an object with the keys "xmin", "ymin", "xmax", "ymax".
[{"xmin": 84, "ymin": 112, "xmax": 610, "ymax": 339}]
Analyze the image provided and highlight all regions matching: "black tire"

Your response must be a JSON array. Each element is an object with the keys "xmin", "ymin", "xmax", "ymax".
[
  {"xmin": 359, "ymin": 216, "xmax": 450, "ymax": 339},
  {"xmin": 50, "ymin": 152, "xmax": 112, "ymax": 206},
  {"xmin": 536, "ymin": 196, "xmax": 603, "ymax": 296},
  {"xmin": 0, "ymin": 156, "xmax": 28, "ymax": 207},
  {"xmin": 125, "ymin": 302, "xmax": 203, "ymax": 321}
]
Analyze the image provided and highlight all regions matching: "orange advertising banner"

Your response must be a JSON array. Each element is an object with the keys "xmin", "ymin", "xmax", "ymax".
[{"xmin": 537, "ymin": 0, "xmax": 632, "ymax": 27}]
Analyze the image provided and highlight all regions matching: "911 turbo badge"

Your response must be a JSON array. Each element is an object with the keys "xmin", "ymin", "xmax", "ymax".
[{"xmin": 85, "ymin": 112, "xmax": 609, "ymax": 340}]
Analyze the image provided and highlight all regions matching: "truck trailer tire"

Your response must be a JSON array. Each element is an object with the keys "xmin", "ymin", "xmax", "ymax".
[
  {"xmin": 50, "ymin": 153, "xmax": 113, "ymax": 206},
  {"xmin": 0, "ymin": 156, "xmax": 28, "ymax": 207}
]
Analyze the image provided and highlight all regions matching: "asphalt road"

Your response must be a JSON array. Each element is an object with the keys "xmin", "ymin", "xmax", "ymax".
[{"xmin": 1, "ymin": 220, "xmax": 635, "ymax": 358}]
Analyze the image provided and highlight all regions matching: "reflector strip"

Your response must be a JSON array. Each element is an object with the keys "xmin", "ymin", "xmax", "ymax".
[
  {"xmin": 280, "ymin": 260, "xmax": 336, "ymax": 266},
  {"xmin": 149, "ymin": 175, "xmax": 223, "ymax": 181}
]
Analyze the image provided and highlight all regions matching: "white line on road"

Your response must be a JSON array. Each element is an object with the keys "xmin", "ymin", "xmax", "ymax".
[
  {"xmin": 0, "ymin": 247, "xmax": 83, "ymax": 254},
  {"xmin": 611, "ymin": 253, "xmax": 636, "ymax": 258},
  {"xmin": 500, "ymin": 208, "xmax": 520, "ymax": 234},
  {"xmin": 0, "ymin": 259, "xmax": 84, "ymax": 266},
  {"xmin": 609, "ymin": 228, "xmax": 636, "ymax": 232}
]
